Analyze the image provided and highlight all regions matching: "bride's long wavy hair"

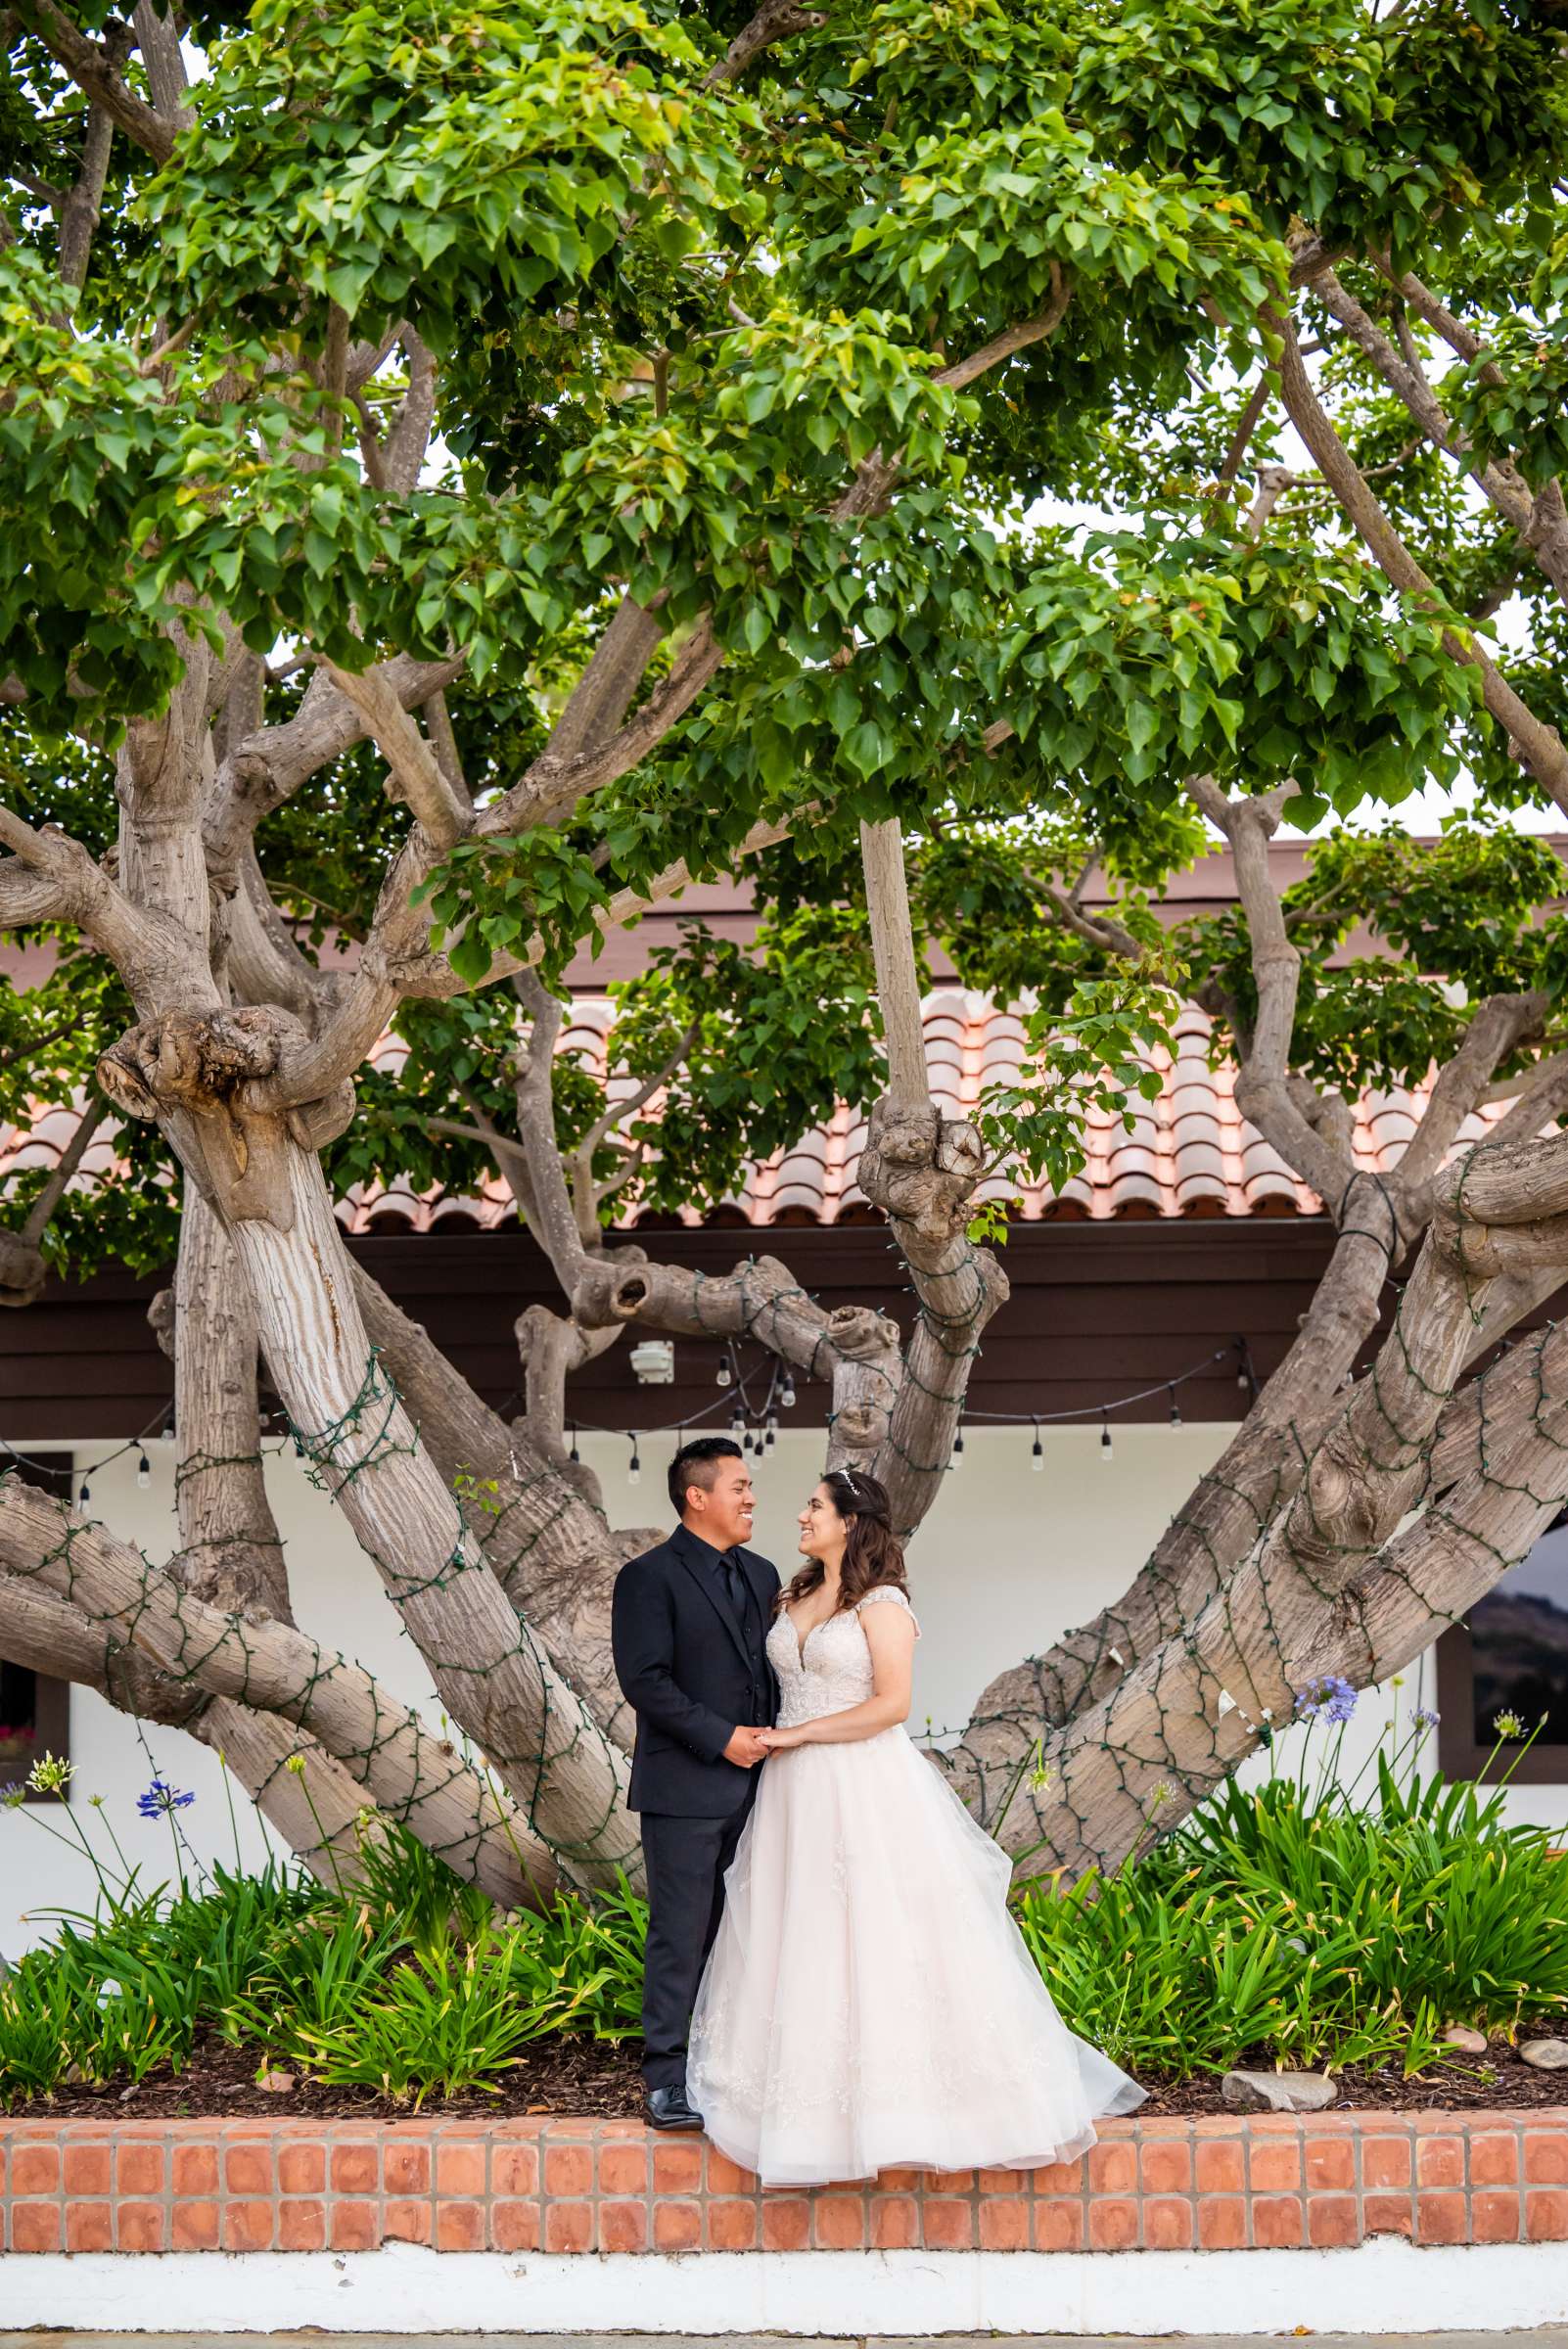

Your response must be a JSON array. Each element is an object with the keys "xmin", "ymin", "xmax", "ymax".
[{"xmin": 774, "ymin": 1468, "xmax": 911, "ymax": 1618}]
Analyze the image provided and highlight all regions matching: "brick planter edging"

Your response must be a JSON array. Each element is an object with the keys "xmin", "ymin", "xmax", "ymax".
[{"xmin": 2, "ymin": 2107, "xmax": 1566, "ymax": 2257}]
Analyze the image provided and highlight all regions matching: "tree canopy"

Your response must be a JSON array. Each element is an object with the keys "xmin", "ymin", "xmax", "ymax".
[{"xmin": 5, "ymin": 0, "xmax": 1568, "ymax": 1897}]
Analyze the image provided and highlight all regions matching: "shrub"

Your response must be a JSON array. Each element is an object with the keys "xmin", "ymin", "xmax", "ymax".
[
  {"xmin": 1015, "ymin": 1750, "xmax": 1568, "ymax": 2080},
  {"xmin": 4, "ymin": 1727, "xmax": 1567, "ymax": 2108},
  {"xmin": 0, "ymin": 1788, "xmax": 649, "ymax": 2109}
]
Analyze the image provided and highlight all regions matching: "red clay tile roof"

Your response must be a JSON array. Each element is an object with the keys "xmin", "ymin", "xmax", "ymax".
[{"xmin": 2, "ymin": 996, "xmax": 1506, "ymax": 1239}]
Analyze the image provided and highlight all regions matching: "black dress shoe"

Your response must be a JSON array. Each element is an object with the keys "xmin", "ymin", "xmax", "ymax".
[{"xmin": 644, "ymin": 2084, "xmax": 705, "ymax": 2131}]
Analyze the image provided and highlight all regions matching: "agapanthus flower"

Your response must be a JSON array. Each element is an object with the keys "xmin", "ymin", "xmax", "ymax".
[
  {"xmin": 1413, "ymin": 1707, "xmax": 1441, "ymax": 1730},
  {"xmin": 1293, "ymin": 1675, "xmax": 1358, "ymax": 1725},
  {"xmin": 26, "ymin": 1752, "xmax": 73, "ymax": 1795},
  {"xmin": 1493, "ymin": 1709, "xmax": 1527, "ymax": 1740},
  {"xmin": 136, "ymin": 1779, "xmax": 195, "ymax": 1819}
]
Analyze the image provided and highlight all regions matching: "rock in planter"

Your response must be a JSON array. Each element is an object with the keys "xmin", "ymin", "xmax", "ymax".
[
  {"xmin": 1521, "ymin": 2039, "xmax": 1568, "ymax": 2070},
  {"xmin": 1222, "ymin": 2068, "xmax": 1339, "ymax": 2113},
  {"xmin": 1442, "ymin": 2025, "xmax": 1489, "ymax": 2055}
]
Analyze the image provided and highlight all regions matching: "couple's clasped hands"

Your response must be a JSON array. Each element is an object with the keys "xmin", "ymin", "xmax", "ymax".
[{"xmin": 722, "ymin": 1723, "xmax": 805, "ymax": 1767}]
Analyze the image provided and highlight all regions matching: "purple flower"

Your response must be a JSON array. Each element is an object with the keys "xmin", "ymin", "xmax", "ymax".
[
  {"xmin": 1294, "ymin": 1674, "xmax": 1359, "ymax": 1726},
  {"xmin": 1413, "ymin": 1707, "xmax": 1441, "ymax": 1729},
  {"xmin": 136, "ymin": 1779, "xmax": 195, "ymax": 1819}
]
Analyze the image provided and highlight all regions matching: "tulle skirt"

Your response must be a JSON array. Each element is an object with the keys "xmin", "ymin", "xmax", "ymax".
[{"xmin": 686, "ymin": 1720, "xmax": 1145, "ymax": 2187}]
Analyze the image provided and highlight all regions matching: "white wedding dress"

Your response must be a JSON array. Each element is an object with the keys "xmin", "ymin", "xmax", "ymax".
[{"xmin": 686, "ymin": 1585, "xmax": 1145, "ymax": 2187}]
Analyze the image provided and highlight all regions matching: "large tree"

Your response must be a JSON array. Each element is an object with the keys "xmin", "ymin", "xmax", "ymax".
[{"xmin": 5, "ymin": 0, "xmax": 1568, "ymax": 1899}]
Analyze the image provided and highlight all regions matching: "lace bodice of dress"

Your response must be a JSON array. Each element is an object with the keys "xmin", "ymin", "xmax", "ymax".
[{"xmin": 766, "ymin": 1585, "xmax": 920, "ymax": 1728}]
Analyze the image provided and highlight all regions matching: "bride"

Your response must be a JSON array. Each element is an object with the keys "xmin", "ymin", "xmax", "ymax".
[{"xmin": 686, "ymin": 1467, "xmax": 1145, "ymax": 2188}]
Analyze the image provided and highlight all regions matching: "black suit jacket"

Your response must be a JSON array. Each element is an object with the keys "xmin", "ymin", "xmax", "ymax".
[{"xmin": 611, "ymin": 1525, "xmax": 782, "ymax": 1817}]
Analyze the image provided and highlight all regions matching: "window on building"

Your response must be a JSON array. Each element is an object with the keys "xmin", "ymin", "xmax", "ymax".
[
  {"xmin": 1, "ymin": 1451, "xmax": 72, "ymax": 1800},
  {"xmin": 1436, "ymin": 1504, "xmax": 1568, "ymax": 1783}
]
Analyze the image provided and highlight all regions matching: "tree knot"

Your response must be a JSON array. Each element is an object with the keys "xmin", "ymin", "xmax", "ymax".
[
  {"xmin": 0, "ymin": 1229, "xmax": 47, "ymax": 1310},
  {"xmin": 856, "ymin": 1094, "xmax": 986, "ymax": 1246},
  {"xmin": 97, "ymin": 1007, "xmax": 290, "ymax": 1121},
  {"xmin": 95, "ymin": 1008, "xmax": 350, "ymax": 1229}
]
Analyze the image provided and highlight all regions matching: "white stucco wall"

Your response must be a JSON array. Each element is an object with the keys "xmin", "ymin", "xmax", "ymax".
[{"xmin": 2, "ymin": 1418, "xmax": 1562, "ymax": 1960}]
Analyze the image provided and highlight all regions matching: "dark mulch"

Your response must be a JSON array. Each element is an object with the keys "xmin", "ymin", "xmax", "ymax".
[
  {"xmin": 17, "ymin": 2029, "xmax": 650, "ymax": 2122},
  {"xmin": 13, "ymin": 2028, "xmax": 1568, "ymax": 2124},
  {"xmin": 1134, "ymin": 2031, "xmax": 1568, "ymax": 2118}
]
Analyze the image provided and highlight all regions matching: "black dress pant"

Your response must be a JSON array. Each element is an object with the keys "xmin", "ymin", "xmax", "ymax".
[{"xmin": 639, "ymin": 1785, "xmax": 758, "ymax": 2092}]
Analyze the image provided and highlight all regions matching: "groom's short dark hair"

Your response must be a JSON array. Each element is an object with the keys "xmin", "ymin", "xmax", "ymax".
[{"xmin": 669, "ymin": 1436, "xmax": 744, "ymax": 1519}]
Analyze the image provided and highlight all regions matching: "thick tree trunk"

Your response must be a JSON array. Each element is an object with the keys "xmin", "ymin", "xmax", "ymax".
[
  {"xmin": 0, "ymin": 1570, "xmax": 378, "ymax": 1893},
  {"xmin": 172, "ymin": 1189, "xmax": 293, "ymax": 1621},
  {"xmin": 193, "ymin": 1701, "xmax": 375, "ymax": 1892},
  {"xmin": 0, "ymin": 1477, "xmax": 550, "ymax": 1907},
  {"xmin": 969, "ymin": 1213, "xmax": 1397, "ymax": 1754},
  {"xmin": 219, "ymin": 1140, "xmax": 640, "ymax": 1885},
  {"xmin": 165, "ymin": 1183, "xmax": 380, "ymax": 1884},
  {"xmin": 853, "ymin": 819, "xmax": 1009, "ymax": 1527},
  {"xmin": 349, "ymin": 1259, "xmax": 658, "ymax": 1756},
  {"xmin": 938, "ymin": 1131, "xmax": 1568, "ymax": 1876}
]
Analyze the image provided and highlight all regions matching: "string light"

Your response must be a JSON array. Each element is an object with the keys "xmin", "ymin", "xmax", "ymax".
[
  {"xmin": 627, "ymin": 1435, "xmax": 641, "ymax": 1486},
  {"xmin": 0, "ymin": 1405, "xmax": 171, "ymax": 1499},
  {"xmin": 569, "ymin": 1423, "xmax": 579, "ymax": 1464},
  {"xmin": 1030, "ymin": 1419, "xmax": 1043, "ymax": 1473},
  {"xmin": 957, "ymin": 1342, "xmax": 1242, "ymax": 1438},
  {"xmin": 136, "ymin": 1449, "xmax": 151, "ymax": 1489},
  {"xmin": 561, "ymin": 1338, "xmax": 1250, "ymax": 1473},
  {"xmin": 716, "ymin": 1355, "xmax": 732, "ymax": 1388}
]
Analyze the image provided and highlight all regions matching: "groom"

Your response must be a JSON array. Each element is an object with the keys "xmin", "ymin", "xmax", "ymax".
[{"xmin": 611, "ymin": 1436, "xmax": 780, "ymax": 2131}]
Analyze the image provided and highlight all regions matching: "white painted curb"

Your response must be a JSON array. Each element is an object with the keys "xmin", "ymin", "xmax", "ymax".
[{"xmin": 4, "ymin": 2234, "xmax": 1568, "ymax": 2334}]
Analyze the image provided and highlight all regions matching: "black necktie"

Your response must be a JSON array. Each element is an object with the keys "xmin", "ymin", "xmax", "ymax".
[{"xmin": 719, "ymin": 1548, "xmax": 748, "ymax": 1625}]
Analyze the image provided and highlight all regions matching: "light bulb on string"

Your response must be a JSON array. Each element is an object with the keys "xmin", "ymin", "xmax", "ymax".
[
  {"xmin": 716, "ymin": 1357, "xmax": 732, "ymax": 1389},
  {"xmin": 161, "ymin": 1416, "xmax": 175, "ymax": 1445},
  {"xmin": 627, "ymin": 1436, "xmax": 641, "ymax": 1486},
  {"xmin": 780, "ymin": 1376, "xmax": 797, "ymax": 1409},
  {"xmin": 951, "ymin": 1421, "xmax": 964, "ymax": 1468},
  {"xmin": 569, "ymin": 1423, "xmax": 579, "ymax": 1464},
  {"xmin": 1168, "ymin": 1384, "xmax": 1182, "ymax": 1430},
  {"xmin": 78, "ymin": 1477, "xmax": 91, "ymax": 1504},
  {"xmin": 1030, "ymin": 1420, "xmax": 1043, "ymax": 1473},
  {"xmin": 1100, "ymin": 1412, "xmax": 1114, "ymax": 1464},
  {"xmin": 764, "ymin": 1423, "xmax": 775, "ymax": 1450},
  {"xmin": 136, "ymin": 1450, "xmax": 151, "ymax": 1490}
]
